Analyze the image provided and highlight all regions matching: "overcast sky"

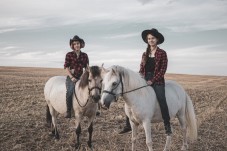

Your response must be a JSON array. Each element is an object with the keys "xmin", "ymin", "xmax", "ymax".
[{"xmin": 0, "ymin": 0, "xmax": 227, "ymax": 76}]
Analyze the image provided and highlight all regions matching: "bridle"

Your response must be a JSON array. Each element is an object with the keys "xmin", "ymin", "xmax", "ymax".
[
  {"xmin": 74, "ymin": 80, "xmax": 101, "ymax": 107},
  {"xmin": 102, "ymin": 73, "xmax": 149, "ymax": 101}
]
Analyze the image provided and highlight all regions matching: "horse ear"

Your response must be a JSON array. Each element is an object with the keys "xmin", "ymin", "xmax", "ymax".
[
  {"xmin": 111, "ymin": 68, "xmax": 116, "ymax": 75},
  {"xmin": 101, "ymin": 65, "xmax": 109, "ymax": 78}
]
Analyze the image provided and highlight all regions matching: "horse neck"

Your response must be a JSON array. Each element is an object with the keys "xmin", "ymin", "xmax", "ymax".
[
  {"xmin": 75, "ymin": 81, "xmax": 89, "ymax": 103},
  {"xmin": 121, "ymin": 69, "xmax": 148, "ymax": 106}
]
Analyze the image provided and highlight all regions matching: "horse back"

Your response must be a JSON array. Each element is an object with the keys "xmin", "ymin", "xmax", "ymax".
[
  {"xmin": 44, "ymin": 76, "xmax": 67, "ymax": 113},
  {"xmin": 165, "ymin": 80, "xmax": 187, "ymax": 117}
]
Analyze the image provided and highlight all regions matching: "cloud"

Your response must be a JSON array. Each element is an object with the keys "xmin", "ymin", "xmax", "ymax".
[
  {"xmin": 0, "ymin": 0, "xmax": 227, "ymax": 75},
  {"xmin": 136, "ymin": 0, "xmax": 154, "ymax": 4}
]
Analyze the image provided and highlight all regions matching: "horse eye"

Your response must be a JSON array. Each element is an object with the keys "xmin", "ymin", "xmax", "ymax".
[
  {"xmin": 88, "ymin": 79, "xmax": 91, "ymax": 82},
  {"xmin": 100, "ymin": 79, "xmax": 103, "ymax": 83},
  {"xmin": 112, "ymin": 82, "xmax": 117, "ymax": 87}
]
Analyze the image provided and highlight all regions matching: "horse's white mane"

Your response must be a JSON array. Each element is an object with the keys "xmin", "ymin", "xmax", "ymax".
[{"xmin": 110, "ymin": 65, "xmax": 148, "ymax": 94}]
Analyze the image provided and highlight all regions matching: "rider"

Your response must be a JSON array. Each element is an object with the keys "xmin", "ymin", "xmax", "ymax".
[
  {"xmin": 119, "ymin": 28, "xmax": 172, "ymax": 135},
  {"xmin": 64, "ymin": 35, "xmax": 89, "ymax": 118}
]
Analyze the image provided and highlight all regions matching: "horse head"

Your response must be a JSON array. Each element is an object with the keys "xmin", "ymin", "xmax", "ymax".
[
  {"xmin": 101, "ymin": 65, "xmax": 123, "ymax": 108},
  {"xmin": 79, "ymin": 65, "xmax": 103, "ymax": 103}
]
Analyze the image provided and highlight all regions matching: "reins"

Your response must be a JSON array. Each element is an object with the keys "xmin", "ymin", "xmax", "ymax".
[
  {"xmin": 102, "ymin": 73, "xmax": 150, "ymax": 101},
  {"xmin": 73, "ymin": 80, "xmax": 101, "ymax": 108},
  {"xmin": 74, "ymin": 80, "xmax": 89, "ymax": 107}
]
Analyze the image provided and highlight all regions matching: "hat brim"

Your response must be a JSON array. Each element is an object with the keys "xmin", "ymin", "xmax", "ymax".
[
  {"xmin": 69, "ymin": 38, "xmax": 85, "ymax": 48},
  {"xmin": 141, "ymin": 30, "xmax": 164, "ymax": 44}
]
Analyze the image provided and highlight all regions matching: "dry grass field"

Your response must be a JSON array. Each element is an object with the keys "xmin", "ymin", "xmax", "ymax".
[{"xmin": 0, "ymin": 66, "xmax": 226, "ymax": 151}]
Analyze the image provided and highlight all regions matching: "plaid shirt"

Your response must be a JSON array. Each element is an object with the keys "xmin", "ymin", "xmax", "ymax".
[
  {"xmin": 139, "ymin": 47, "xmax": 168, "ymax": 85},
  {"xmin": 64, "ymin": 51, "xmax": 89, "ymax": 78}
]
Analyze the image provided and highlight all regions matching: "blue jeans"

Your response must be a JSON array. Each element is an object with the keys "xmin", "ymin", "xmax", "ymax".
[{"xmin": 66, "ymin": 76, "xmax": 75, "ymax": 112}]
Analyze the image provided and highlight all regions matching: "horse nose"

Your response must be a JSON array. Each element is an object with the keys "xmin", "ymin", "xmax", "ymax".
[
  {"xmin": 92, "ymin": 95, "xmax": 100, "ymax": 103},
  {"xmin": 104, "ymin": 100, "xmax": 110, "ymax": 109}
]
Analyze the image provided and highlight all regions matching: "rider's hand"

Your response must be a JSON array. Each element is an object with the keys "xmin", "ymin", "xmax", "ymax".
[
  {"xmin": 147, "ymin": 80, "xmax": 153, "ymax": 85},
  {"xmin": 71, "ymin": 77, "xmax": 78, "ymax": 83}
]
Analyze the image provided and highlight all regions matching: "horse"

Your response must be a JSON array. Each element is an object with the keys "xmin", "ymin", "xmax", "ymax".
[
  {"xmin": 100, "ymin": 65, "xmax": 197, "ymax": 151},
  {"xmin": 44, "ymin": 66, "xmax": 103, "ymax": 149}
]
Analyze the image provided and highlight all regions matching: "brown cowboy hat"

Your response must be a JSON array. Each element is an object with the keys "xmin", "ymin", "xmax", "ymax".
[
  {"xmin": 69, "ymin": 35, "xmax": 85, "ymax": 48},
  {"xmin": 141, "ymin": 28, "xmax": 164, "ymax": 44}
]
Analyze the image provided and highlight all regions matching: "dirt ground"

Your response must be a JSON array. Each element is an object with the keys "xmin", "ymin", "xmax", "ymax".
[{"xmin": 0, "ymin": 66, "xmax": 226, "ymax": 151}]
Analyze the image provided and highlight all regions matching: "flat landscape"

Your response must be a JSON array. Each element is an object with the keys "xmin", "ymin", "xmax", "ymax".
[{"xmin": 0, "ymin": 66, "xmax": 226, "ymax": 151}]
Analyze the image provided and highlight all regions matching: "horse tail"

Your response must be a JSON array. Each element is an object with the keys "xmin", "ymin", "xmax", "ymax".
[
  {"xmin": 46, "ymin": 105, "xmax": 52, "ymax": 127},
  {"xmin": 185, "ymin": 94, "xmax": 197, "ymax": 141}
]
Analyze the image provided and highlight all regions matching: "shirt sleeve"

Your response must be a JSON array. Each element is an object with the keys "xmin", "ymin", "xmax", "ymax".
[
  {"xmin": 151, "ymin": 51, "xmax": 168, "ymax": 83},
  {"xmin": 139, "ymin": 52, "xmax": 146, "ymax": 75},
  {"xmin": 64, "ymin": 53, "xmax": 71, "ymax": 69}
]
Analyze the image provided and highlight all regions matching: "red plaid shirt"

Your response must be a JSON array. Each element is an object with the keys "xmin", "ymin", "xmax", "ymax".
[
  {"xmin": 139, "ymin": 47, "xmax": 168, "ymax": 85},
  {"xmin": 64, "ymin": 51, "xmax": 89, "ymax": 78}
]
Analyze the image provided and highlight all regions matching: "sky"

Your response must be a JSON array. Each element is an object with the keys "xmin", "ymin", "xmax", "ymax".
[{"xmin": 0, "ymin": 0, "xmax": 227, "ymax": 76}]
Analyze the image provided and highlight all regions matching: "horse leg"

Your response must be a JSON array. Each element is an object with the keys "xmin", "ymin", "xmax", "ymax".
[
  {"xmin": 87, "ymin": 122, "xmax": 93, "ymax": 149},
  {"xmin": 49, "ymin": 105, "xmax": 59, "ymax": 139},
  {"xmin": 178, "ymin": 114, "xmax": 188, "ymax": 150},
  {"xmin": 142, "ymin": 121, "xmax": 153, "ymax": 151},
  {"xmin": 130, "ymin": 121, "xmax": 138, "ymax": 151},
  {"xmin": 75, "ymin": 123, "xmax": 81, "ymax": 149},
  {"xmin": 46, "ymin": 105, "xmax": 52, "ymax": 128},
  {"xmin": 163, "ymin": 135, "xmax": 172, "ymax": 151},
  {"xmin": 96, "ymin": 103, "xmax": 101, "ymax": 116}
]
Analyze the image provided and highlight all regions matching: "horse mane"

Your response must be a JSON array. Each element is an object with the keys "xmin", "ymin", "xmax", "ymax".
[
  {"xmin": 79, "ymin": 66, "xmax": 101, "ymax": 89},
  {"xmin": 110, "ymin": 65, "xmax": 148, "ymax": 94}
]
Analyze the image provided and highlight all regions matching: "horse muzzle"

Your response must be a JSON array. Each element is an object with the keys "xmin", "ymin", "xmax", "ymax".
[
  {"xmin": 103, "ymin": 99, "xmax": 111, "ymax": 109},
  {"xmin": 91, "ymin": 95, "xmax": 101, "ymax": 103}
]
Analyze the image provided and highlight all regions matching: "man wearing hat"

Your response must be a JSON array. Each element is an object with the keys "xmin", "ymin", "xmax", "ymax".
[
  {"xmin": 119, "ymin": 28, "xmax": 172, "ymax": 135},
  {"xmin": 64, "ymin": 35, "xmax": 89, "ymax": 118}
]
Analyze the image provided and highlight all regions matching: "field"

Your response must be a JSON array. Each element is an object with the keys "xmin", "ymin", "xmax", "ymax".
[{"xmin": 0, "ymin": 66, "xmax": 226, "ymax": 151}]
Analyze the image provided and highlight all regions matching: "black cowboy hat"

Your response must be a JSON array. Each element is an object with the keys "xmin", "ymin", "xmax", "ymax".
[
  {"xmin": 141, "ymin": 28, "xmax": 164, "ymax": 44},
  {"xmin": 69, "ymin": 35, "xmax": 85, "ymax": 48}
]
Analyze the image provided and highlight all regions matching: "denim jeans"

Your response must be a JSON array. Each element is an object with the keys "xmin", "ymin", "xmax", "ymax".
[{"xmin": 66, "ymin": 76, "xmax": 75, "ymax": 111}]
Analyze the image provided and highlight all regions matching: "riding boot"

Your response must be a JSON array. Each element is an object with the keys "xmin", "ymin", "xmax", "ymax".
[
  {"xmin": 119, "ymin": 116, "xmax": 132, "ymax": 134},
  {"xmin": 65, "ymin": 76, "xmax": 74, "ymax": 118},
  {"xmin": 165, "ymin": 123, "xmax": 172, "ymax": 135}
]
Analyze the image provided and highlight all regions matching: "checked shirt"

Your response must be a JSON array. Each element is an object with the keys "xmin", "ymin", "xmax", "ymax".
[
  {"xmin": 139, "ymin": 47, "xmax": 168, "ymax": 85},
  {"xmin": 64, "ymin": 51, "xmax": 89, "ymax": 79}
]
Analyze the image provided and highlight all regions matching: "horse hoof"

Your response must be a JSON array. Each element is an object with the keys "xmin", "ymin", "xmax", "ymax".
[
  {"xmin": 75, "ymin": 143, "xmax": 81, "ymax": 149},
  {"xmin": 181, "ymin": 145, "xmax": 188, "ymax": 150},
  {"xmin": 55, "ymin": 135, "xmax": 60, "ymax": 140},
  {"xmin": 96, "ymin": 111, "xmax": 100, "ymax": 116},
  {"xmin": 87, "ymin": 141, "xmax": 92, "ymax": 148},
  {"xmin": 45, "ymin": 123, "xmax": 51, "ymax": 128}
]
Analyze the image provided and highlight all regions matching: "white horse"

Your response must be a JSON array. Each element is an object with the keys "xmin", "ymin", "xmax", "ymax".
[
  {"xmin": 100, "ymin": 65, "xmax": 197, "ymax": 151},
  {"xmin": 44, "ymin": 66, "xmax": 102, "ymax": 149}
]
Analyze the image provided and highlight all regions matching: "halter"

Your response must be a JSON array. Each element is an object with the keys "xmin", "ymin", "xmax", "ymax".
[
  {"xmin": 74, "ymin": 80, "xmax": 101, "ymax": 107},
  {"xmin": 102, "ymin": 73, "xmax": 149, "ymax": 101}
]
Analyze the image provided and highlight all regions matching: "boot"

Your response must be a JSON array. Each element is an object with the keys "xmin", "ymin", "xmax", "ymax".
[
  {"xmin": 119, "ymin": 116, "xmax": 131, "ymax": 134},
  {"xmin": 65, "ymin": 95, "xmax": 72, "ymax": 118},
  {"xmin": 165, "ymin": 124, "xmax": 172, "ymax": 135}
]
